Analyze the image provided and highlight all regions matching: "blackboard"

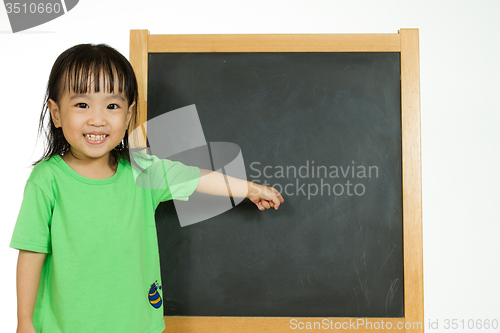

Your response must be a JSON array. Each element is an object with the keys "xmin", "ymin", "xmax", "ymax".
[
  {"xmin": 129, "ymin": 30, "xmax": 423, "ymax": 332},
  {"xmin": 148, "ymin": 52, "xmax": 403, "ymax": 317}
]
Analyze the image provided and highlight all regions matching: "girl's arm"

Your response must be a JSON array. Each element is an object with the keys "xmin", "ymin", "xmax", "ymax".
[
  {"xmin": 195, "ymin": 169, "xmax": 284, "ymax": 210},
  {"xmin": 16, "ymin": 250, "xmax": 46, "ymax": 333}
]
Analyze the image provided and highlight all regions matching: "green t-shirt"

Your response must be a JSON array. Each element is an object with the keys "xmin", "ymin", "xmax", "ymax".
[{"xmin": 10, "ymin": 153, "xmax": 200, "ymax": 333}]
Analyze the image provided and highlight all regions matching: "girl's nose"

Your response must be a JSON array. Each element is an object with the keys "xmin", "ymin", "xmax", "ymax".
[{"xmin": 88, "ymin": 108, "xmax": 107, "ymax": 127}]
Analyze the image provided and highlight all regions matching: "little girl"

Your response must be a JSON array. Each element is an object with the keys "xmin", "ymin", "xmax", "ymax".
[{"xmin": 11, "ymin": 43, "xmax": 283, "ymax": 333}]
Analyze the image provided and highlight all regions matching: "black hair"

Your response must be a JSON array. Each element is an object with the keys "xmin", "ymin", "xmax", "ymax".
[{"xmin": 33, "ymin": 43, "xmax": 139, "ymax": 167}]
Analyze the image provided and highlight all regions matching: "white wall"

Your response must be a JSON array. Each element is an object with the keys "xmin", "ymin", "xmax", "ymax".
[{"xmin": 1, "ymin": 0, "xmax": 499, "ymax": 331}]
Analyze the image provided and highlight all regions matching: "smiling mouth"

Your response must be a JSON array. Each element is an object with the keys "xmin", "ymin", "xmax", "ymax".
[{"xmin": 85, "ymin": 134, "xmax": 108, "ymax": 141}]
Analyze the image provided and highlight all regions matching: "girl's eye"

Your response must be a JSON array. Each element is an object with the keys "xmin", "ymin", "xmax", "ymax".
[
  {"xmin": 76, "ymin": 103, "xmax": 88, "ymax": 108},
  {"xmin": 107, "ymin": 104, "xmax": 119, "ymax": 110}
]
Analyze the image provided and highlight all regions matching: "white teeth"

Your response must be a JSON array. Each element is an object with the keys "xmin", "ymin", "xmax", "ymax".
[{"xmin": 85, "ymin": 134, "xmax": 107, "ymax": 141}]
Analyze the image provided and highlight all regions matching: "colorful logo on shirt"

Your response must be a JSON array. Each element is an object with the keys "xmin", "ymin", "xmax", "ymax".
[{"xmin": 148, "ymin": 281, "xmax": 162, "ymax": 309}]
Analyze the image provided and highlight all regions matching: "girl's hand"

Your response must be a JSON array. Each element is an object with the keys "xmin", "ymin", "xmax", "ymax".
[{"xmin": 247, "ymin": 182, "xmax": 284, "ymax": 211}]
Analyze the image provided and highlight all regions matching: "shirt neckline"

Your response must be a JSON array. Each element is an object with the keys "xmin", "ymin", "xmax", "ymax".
[{"xmin": 53, "ymin": 154, "xmax": 125, "ymax": 185}]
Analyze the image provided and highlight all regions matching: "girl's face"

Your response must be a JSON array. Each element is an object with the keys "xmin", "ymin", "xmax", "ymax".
[{"xmin": 47, "ymin": 74, "xmax": 134, "ymax": 165}]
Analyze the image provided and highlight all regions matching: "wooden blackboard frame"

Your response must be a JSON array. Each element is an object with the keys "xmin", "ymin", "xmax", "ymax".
[{"xmin": 129, "ymin": 29, "xmax": 423, "ymax": 333}]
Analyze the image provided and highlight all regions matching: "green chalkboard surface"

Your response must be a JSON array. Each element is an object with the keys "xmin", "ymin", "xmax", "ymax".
[{"xmin": 148, "ymin": 52, "xmax": 403, "ymax": 317}]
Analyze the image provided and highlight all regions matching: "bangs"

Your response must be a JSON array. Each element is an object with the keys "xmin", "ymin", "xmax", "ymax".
[
  {"xmin": 53, "ymin": 44, "xmax": 137, "ymax": 106},
  {"xmin": 63, "ymin": 61, "xmax": 126, "ymax": 97}
]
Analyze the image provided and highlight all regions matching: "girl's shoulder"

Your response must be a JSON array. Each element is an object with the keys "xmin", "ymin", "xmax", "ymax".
[
  {"xmin": 28, "ymin": 155, "xmax": 63, "ymax": 184},
  {"xmin": 129, "ymin": 151, "xmax": 160, "ymax": 166},
  {"xmin": 128, "ymin": 150, "xmax": 160, "ymax": 180}
]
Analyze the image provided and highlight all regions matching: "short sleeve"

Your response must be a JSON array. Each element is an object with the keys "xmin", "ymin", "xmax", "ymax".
[
  {"xmin": 10, "ymin": 181, "xmax": 53, "ymax": 253},
  {"xmin": 152, "ymin": 159, "xmax": 200, "ymax": 206},
  {"xmin": 130, "ymin": 152, "xmax": 200, "ymax": 207}
]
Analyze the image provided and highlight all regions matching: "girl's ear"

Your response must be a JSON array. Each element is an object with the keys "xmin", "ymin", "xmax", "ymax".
[
  {"xmin": 47, "ymin": 99, "xmax": 62, "ymax": 128},
  {"xmin": 126, "ymin": 101, "xmax": 136, "ymax": 127}
]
